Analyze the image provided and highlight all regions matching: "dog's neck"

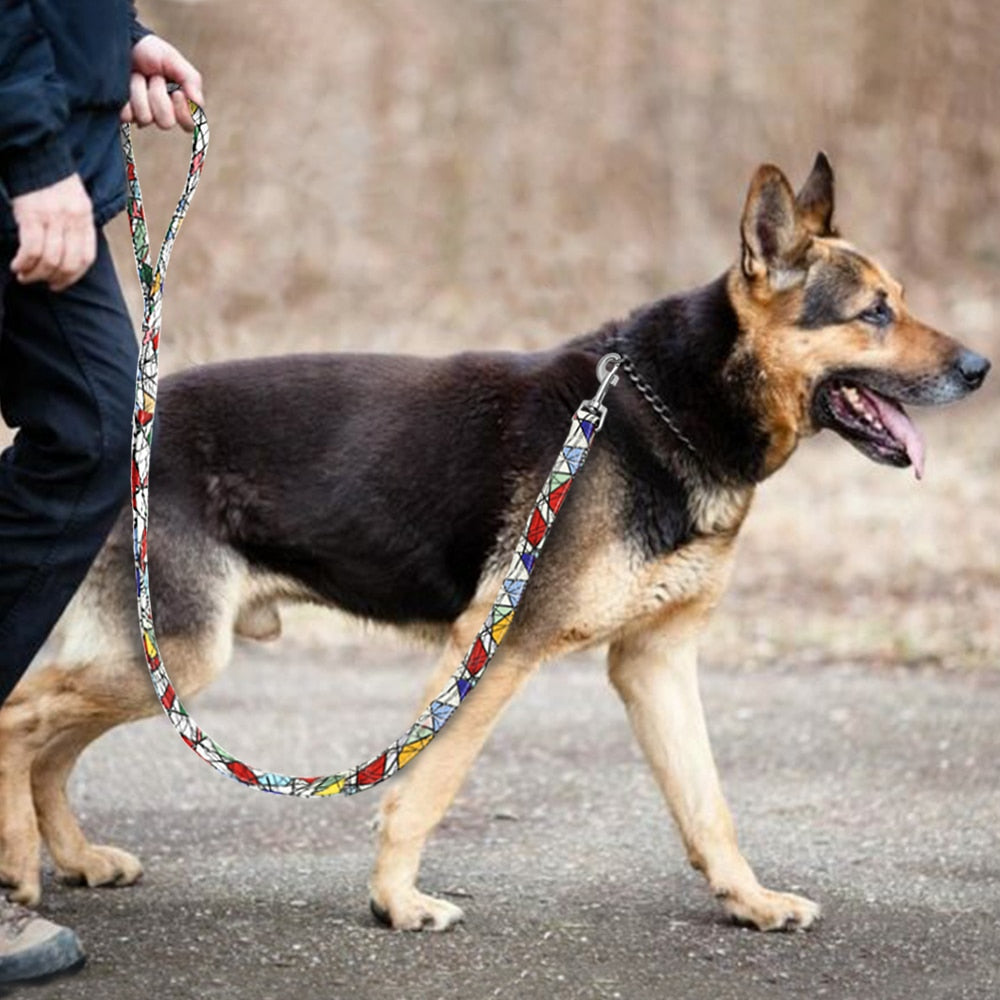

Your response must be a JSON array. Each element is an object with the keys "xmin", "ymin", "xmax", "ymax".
[{"xmin": 606, "ymin": 272, "xmax": 775, "ymax": 486}]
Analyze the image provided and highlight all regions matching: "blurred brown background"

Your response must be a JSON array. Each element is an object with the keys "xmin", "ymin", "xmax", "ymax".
[
  {"xmin": 126, "ymin": 0, "xmax": 999, "ymax": 364},
  {"xmin": 77, "ymin": 1, "xmax": 1000, "ymax": 665}
]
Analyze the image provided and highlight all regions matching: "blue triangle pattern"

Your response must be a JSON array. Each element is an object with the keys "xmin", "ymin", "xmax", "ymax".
[
  {"xmin": 562, "ymin": 446, "xmax": 584, "ymax": 473},
  {"xmin": 259, "ymin": 772, "xmax": 292, "ymax": 788},
  {"xmin": 430, "ymin": 701, "xmax": 455, "ymax": 730},
  {"xmin": 520, "ymin": 552, "xmax": 536, "ymax": 573}
]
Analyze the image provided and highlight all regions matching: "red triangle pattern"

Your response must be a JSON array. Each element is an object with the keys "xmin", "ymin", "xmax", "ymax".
[
  {"xmin": 358, "ymin": 753, "xmax": 387, "ymax": 785},
  {"xmin": 527, "ymin": 507, "xmax": 547, "ymax": 546},
  {"xmin": 547, "ymin": 480, "xmax": 571, "ymax": 514},
  {"xmin": 467, "ymin": 637, "xmax": 488, "ymax": 675},
  {"xmin": 227, "ymin": 760, "xmax": 258, "ymax": 785}
]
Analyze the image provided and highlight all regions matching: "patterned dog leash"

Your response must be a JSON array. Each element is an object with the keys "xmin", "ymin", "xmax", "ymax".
[{"xmin": 123, "ymin": 100, "xmax": 629, "ymax": 796}]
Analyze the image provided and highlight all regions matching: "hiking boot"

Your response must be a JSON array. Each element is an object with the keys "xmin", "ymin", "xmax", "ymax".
[{"xmin": 0, "ymin": 898, "xmax": 85, "ymax": 987}]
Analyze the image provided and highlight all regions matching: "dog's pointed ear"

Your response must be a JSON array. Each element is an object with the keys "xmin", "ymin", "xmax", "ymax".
[
  {"xmin": 795, "ymin": 151, "xmax": 836, "ymax": 237},
  {"xmin": 740, "ymin": 164, "xmax": 805, "ymax": 285}
]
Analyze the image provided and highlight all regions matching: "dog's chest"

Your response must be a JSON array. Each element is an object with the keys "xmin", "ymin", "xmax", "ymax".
[
  {"xmin": 531, "ymin": 485, "xmax": 751, "ymax": 655},
  {"xmin": 637, "ymin": 481, "xmax": 751, "ymax": 612},
  {"xmin": 626, "ymin": 480, "xmax": 753, "ymax": 621},
  {"xmin": 627, "ymin": 530, "xmax": 740, "ymax": 625},
  {"xmin": 626, "ymin": 480, "xmax": 750, "ymax": 607},
  {"xmin": 687, "ymin": 482, "xmax": 754, "ymax": 538}
]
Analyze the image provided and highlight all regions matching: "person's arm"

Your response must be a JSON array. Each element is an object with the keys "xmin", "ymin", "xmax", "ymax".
[
  {"xmin": 0, "ymin": 0, "xmax": 93, "ymax": 291},
  {"xmin": 0, "ymin": 0, "xmax": 75, "ymax": 202}
]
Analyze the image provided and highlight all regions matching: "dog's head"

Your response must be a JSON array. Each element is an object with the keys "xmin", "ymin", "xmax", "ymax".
[{"xmin": 728, "ymin": 153, "xmax": 990, "ymax": 478}]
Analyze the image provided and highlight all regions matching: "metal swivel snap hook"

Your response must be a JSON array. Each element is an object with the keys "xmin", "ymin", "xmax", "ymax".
[{"xmin": 582, "ymin": 352, "xmax": 623, "ymax": 430}]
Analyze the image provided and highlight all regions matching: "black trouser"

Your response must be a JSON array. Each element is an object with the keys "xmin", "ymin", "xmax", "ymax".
[{"xmin": 0, "ymin": 233, "xmax": 137, "ymax": 703}]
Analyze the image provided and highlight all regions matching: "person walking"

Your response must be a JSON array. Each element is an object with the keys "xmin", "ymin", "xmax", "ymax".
[{"xmin": 0, "ymin": 1, "xmax": 203, "ymax": 986}]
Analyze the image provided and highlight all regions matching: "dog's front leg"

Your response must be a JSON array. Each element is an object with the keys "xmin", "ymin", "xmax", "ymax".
[
  {"xmin": 608, "ymin": 622, "xmax": 820, "ymax": 931},
  {"xmin": 371, "ymin": 624, "xmax": 538, "ymax": 931}
]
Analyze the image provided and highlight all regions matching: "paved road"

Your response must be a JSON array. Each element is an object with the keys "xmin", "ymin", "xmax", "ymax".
[{"xmin": 12, "ymin": 637, "xmax": 1000, "ymax": 1000}]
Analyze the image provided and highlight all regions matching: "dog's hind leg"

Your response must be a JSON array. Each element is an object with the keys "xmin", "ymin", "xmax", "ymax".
[
  {"xmin": 28, "ymin": 629, "xmax": 232, "ymax": 898},
  {"xmin": 32, "ymin": 632, "xmax": 222, "ymax": 886},
  {"xmin": 34, "ymin": 722, "xmax": 143, "ymax": 894},
  {"xmin": 0, "ymin": 626, "xmax": 229, "ymax": 905},
  {"xmin": 0, "ymin": 516, "xmax": 243, "ymax": 905},
  {"xmin": 608, "ymin": 618, "xmax": 821, "ymax": 932},
  {"xmin": 370, "ymin": 606, "xmax": 539, "ymax": 931},
  {"xmin": 0, "ymin": 688, "xmax": 42, "ymax": 905},
  {"xmin": 0, "ymin": 514, "xmax": 237, "ymax": 907},
  {"xmin": 0, "ymin": 661, "xmax": 147, "ymax": 905}
]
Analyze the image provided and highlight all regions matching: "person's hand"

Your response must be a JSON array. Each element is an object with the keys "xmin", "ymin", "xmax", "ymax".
[
  {"xmin": 10, "ymin": 174, "xmax": 96, "ymax": 291},
  {"xmin": 121, "ymin": 34, "xmax": 204, "ymax": 133}
]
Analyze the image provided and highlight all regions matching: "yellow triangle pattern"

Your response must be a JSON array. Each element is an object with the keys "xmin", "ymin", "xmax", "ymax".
[
  {"xmin": 490, "ymin": 610, "xmax": 514, "ymax": 644},
  {"xmin": 398, "ymin": 736, "xmax": 432, "ymax": 768},
  {"xmin": 314, "ymin": 777, "xmax": 346, "ymax": 797}
]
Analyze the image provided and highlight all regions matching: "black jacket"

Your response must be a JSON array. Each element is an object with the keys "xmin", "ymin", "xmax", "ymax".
[{"xmin": 0, "ymin": 0, "xmax": 149, "ymax": 237}]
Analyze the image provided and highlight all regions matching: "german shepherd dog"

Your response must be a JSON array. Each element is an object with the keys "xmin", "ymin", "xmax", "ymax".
[{"xmin": 0, "ymin": 155, "xmax": 989, "ymax": 931}]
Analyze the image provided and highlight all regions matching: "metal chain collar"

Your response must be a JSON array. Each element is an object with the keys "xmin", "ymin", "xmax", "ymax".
[{"xmin": 589, "ymin": 352, "xmax": 700, "ymax": 458}]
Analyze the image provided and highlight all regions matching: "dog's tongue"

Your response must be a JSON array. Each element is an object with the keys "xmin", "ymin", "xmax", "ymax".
[{"xmin": 861, "ymin": 388, "xmax": 926, "ymax": 479}]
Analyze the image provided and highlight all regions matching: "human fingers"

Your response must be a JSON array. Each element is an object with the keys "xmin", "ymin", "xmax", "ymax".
[
  {"xmin": 171, "ymin": 89, "xmax": 195, "ymax": 132},
  {"xmin": 147, "ymin": 75, "xmax": 177, "ymax": 130},
  {"xmin": 129, "ymin": 71, "xmax": 154, "ymax": 126},
  {"xmin": 165, "ymin": 49, "xmax": 204, "ymax": 107},
  {"xmin": 10, "ymin": 215, "xmax": 45, "ymax": 279},
  {"xmin": 49, "ymin": 214, "xmax": 96, "ymax": 292},
  {"xmin": 18, "ymin": 219, "xmax": 65, "ymax": 286}
]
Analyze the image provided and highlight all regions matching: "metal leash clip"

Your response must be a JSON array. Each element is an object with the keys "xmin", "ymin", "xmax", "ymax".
[{"xmin": 583, "ymin": 352, "xmax": 623, "ymax": 430}]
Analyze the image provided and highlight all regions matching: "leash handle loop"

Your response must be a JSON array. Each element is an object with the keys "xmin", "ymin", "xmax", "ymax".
[{"xmin": 125, "ymin": 101, "xmax": 618, "ymax": 795}]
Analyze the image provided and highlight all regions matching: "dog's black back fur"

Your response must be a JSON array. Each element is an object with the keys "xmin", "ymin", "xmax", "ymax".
[{"xmin": 153, "ymin": 275, "xmax": 766, "ymax": 626}]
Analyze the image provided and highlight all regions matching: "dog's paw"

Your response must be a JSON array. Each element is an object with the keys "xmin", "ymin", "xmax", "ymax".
[
  {"xmin": 0, "ymin": 843, "xmax": 42, "ymax": 907},
  {"xmin": 1, "ymin": 871, "xmax": 42, "ymax": 907},
  {"xmin": 369, "ymin": 889, "xmax": 465, "ymax": 932},
  {"xmin": 57, "ymin": 844, "xmax": 143, "ymax": 890},
  {"xmin": 720, "ymin": 886, "xmax": 820, "ymax": 932}
]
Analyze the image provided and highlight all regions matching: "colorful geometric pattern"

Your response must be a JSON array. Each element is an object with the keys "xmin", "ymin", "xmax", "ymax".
[{"xmin": 124, "ymin": 102, "xmax": 618, "ymax": 797}]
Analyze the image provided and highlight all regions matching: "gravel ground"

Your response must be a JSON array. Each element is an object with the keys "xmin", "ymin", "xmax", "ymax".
[{"xmin": 9, "ymin": 636, "xmax": 1000, "ymax": 1000}]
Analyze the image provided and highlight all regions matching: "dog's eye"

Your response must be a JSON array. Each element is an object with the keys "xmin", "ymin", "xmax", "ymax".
[{"xmin": 858, "ymin": 300, "xmax": 894, "ymax": 327}]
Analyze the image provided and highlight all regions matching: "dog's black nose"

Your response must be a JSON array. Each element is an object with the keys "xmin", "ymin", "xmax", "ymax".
[{"xmin": 955, "ymin": 349, "xmax": 991, "ymax": 390}]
